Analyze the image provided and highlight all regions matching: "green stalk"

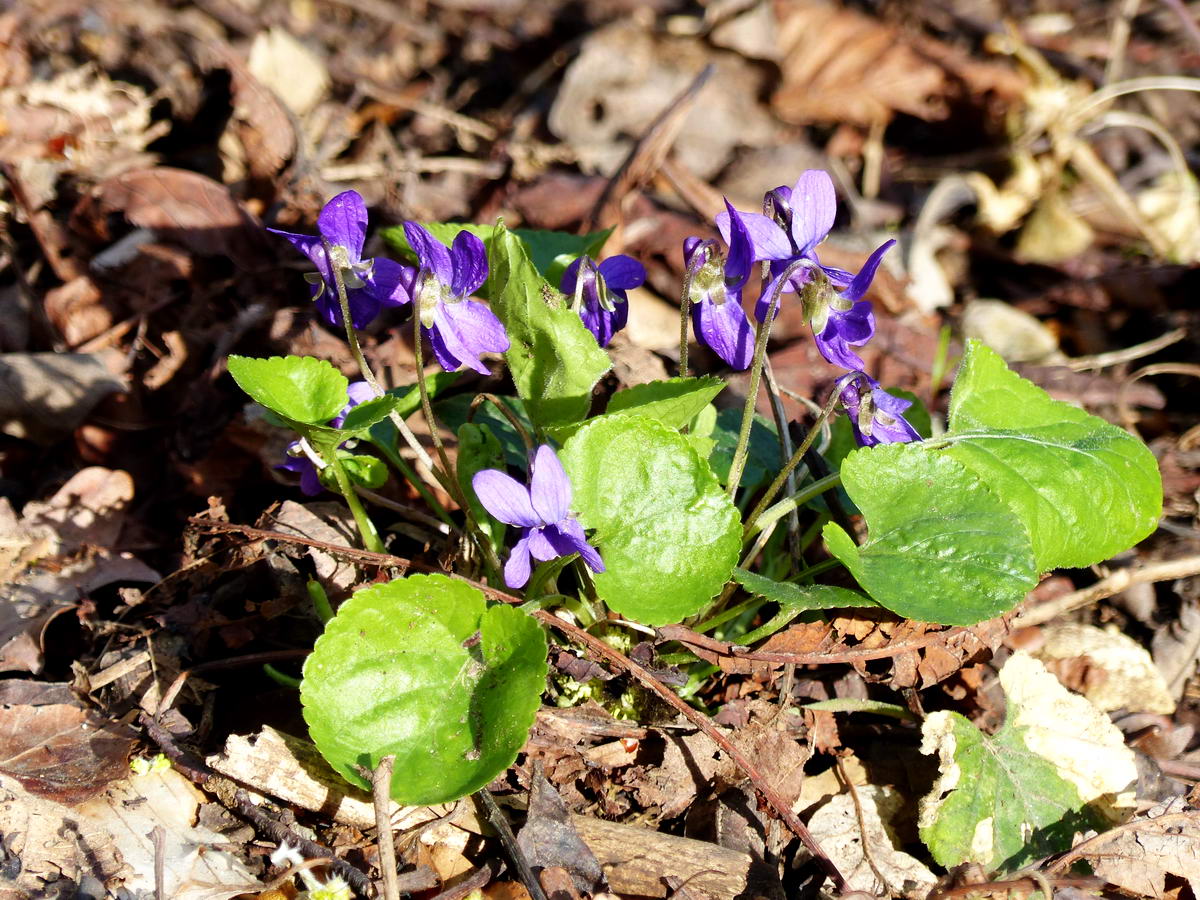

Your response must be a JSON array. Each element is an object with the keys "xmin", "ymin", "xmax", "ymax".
[
  {"xmin": 325, "ymin": 445, "xmax": 385, "ymax": 553},
  {"xmin": 369, "ymin": 435, "xmax": 456, "ymax": 528},
  {"xmin": 678, "ymin": 258, "xmax": 697, "ymax": 376},
  {"xmin": 741, "ymin": 382, "xmax": 844, "ymax": 538},
  {"xmin": 725, "ymin": 259, "xmax": 810, "ymax": 498},
  {"xmin": 323, "ymin": 239, "xmax": 438, "ymax": 477},
  {"xmin": 743, "ymin": 473, "xmax": 841, "ymax": 541}
]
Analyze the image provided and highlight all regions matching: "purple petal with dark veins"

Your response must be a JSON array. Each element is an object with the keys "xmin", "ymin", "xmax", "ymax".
[
  {"xmin": 716, "ymin": 208, "xmax": 792, "ymax": 263},
  {"xmin": 472, "ymin": 469, "xmax": 540, "ymax": 527},
  {"xmin": 790, "ymin": 170, "xmax": 837, "ymax": 255},
  {"xmin": 403, "ymin": 222, "xmax": 454, "ymax": 285},
  {"xmin": 840, "ymin": 239, "xmax": 895, "ymax": 302},
  {"xmin": 830, "ymin": 300, "xmax": 875, "ymax": 344},
  {"xmin": 597, "ymin": 255, "xmax": 646, "ymax": 291},
  {"xmin": 529, "ymin": 444, "xmax": 570, "ymax": 525},
  {"xmin": 314, "ymin": 284, "xmax": 380, "ymax": 330},
  {"xmin": 504, "ymin": 534, "xmax": 533, "ymax": 588},
  {"xmin": 449, "ymin": 230, "xmax": 488, "ymax": 299},
  {"xmin": 431, "ymin": 299, "xmax": 510, "ymax": 374},
  {"xmin": 525, "ymin": 526, "xmax": 560, "ymax": 562},
  {"xmin": 692, "ymin": 292, "xmax": 755, "ymax": 370},
  {"xmin": 269, "ymin": 229, "xmax": 333, "ymax": 284},
  {"xmin": 814, "ymin": 319, "xmax": 868, "ymax": 371},
  {"xmin": 317, "ymin": 191, "xmax": 368, "ymax": 263},
  {"xmin": 721, "ymin": 201, "xmax": 756, "ymax": 288},
  {"xmin": 551, "ymin": 517, "xmax": 604, "ymax": 573},
  {"xmin": 579, "ymin": 300, "xmax": 626, "ymax": 347}
]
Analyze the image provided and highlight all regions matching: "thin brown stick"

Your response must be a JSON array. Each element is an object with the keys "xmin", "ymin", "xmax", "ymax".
[
  {"xmin": 475, "ymin": 789, "xmax": 550, "ymax": 900},
  {"xmin": 534, "ymin": 610, "xmax": 847, "ymax": 892},
  {"xmin": 373, "ymin": 756, "xmax": 400, "ymax": 900},
  {"xmin": 1014, "ymin": 554, "xmax": 1200, "ymax": 627}
]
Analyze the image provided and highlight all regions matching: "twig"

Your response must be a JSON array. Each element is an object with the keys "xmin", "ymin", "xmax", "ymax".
[
  {"xmin": 475, "ymin": 789, "xmax": 550, "ymax": 900},
  {"xmin": 928, "ymin": 875, "xmax": 1106, "ymax": 899},
  {"xmin": 151, "ymin": 826, "xmax": 166, "ymax": 900},
  {"xmin": 372, "ymin": 756, "xmax": 400, "ymax": 900},
  {"xmin": 1117, "ymin": 362, "xmax": 1200, "ymax": 433},
  {"xmin": 427, "ymin": 859, "xmax": 503, "ymax": 900},
  {"xmin": 835, "ymin": 758, "xmax": 886, "ymax": 891},
  {"xmin": 534, "ymin": 611, "xmax": 848, "ymax": 892},
  {"xmin": 1014, "ymin": 554, "xmax": 1200, "ymax": 627},
  {"xmin": 1065, "ymin": 327, "xmax": 1186, "ymax": 371}
]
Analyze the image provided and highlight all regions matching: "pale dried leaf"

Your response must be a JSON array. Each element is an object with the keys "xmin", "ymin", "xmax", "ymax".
[
  {"xmin": 807, "ymin": 785, "xmax": 936, "ymax": 899},
  {"xmin": 0, "ymin": 497, "xmax": 56, "ymax": 584},
  {"xmin": 270, "ymin": 500, "xmax": 360, "ymax": 592},
  {"xmin": 962, "ymin": 299, "xmax": 1064, "ymax": 365},
  {"xmin": 1153, "ymin": 599, "xmax": 1200, "ymax": 701},
  {"xmin": 247, "ymin": 28, "xmax": 329, "ymax": 117},
  {"xmin": 22, "ymin": 466, "xmax": 134, "ymax": 555},
  {"xmin": 0, "ymin": 351, "xmax": 124, "ymax": 444},
  {"xmin": 1035, "ymin": 622, "xmax": 1175, "ymax": 714},
  {"xmin": 0, "ymin": 767, "xmax": 262, "ymax": 898},
  {"xmin": 1086, "ymin": 798, "xmax": 1200, "ymax": 899},
  {"xmin": 1002, "ymin": 652, "xmax": 1138, "ymax": 816}
]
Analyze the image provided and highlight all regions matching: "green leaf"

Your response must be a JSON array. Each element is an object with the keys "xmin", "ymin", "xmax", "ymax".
[
  {"xmin": 487, "ymin": 225, "xmax": 612, "ymax": 428},
  {"xmin": 606, "ymin": 377, "xmax": 726, "ymax": 430},
  {"xmin": 380, "ymin": 223, "xmax": 611, "ymax": 292},
  {"xmin": 823, "ymin": 443, "xmax": 1038, "ymax": 625},
  {"xmin": 709, "ymin": 407, "xmax": 780, "ymax": 489},
  {"xmin": 340, "ymin": 395, "xmax": 397, "ymax": 434},
  {"xmin": 228, "ymin": 355, "xmax": 348, "ymax": 426},
  {"xmin": 338, "ymin": 452, "xmax": 387, "ymax": 490},
  {"xmin": 919, "ymin": 653, "xmax": 1133, "ymax": 871},
  {"xmin": 560, "ymin": 416, "xmax": 740, "ymax": 625},
  {"xmin": 457, "ymin": 423, "xmax": 508, "ymax": 546},
  {"xmin": 733, "ymin": 569, "xmax": 873, "ymax": 612},
  {"xmin": 944, "ymin": 341, "xmax": 1161, "ymax": 569},
  {"xmin": 301, "ymin": 574, "xmax": 547, "ymax": 805},
  {"xmin": 802, "ymin": 698, "xmax": 915, "ymax": 720}
]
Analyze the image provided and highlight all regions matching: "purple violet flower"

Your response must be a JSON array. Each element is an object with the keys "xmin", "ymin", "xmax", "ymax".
[
  {"xmin": 560, "ymin": 254, "xmax": 646, "ymax": 347},
  {"xmin": 403, "ymin": 223, "xmax": 510, "ymax": 375},
  {"xmin": 277, "ymin": 381, "xmax": 376, "ymax": 495},
  {"xmin": 685, "ymin": 200, "xmax": 757, "ymax": 370},
  {"xmin": 472, "ymin": 444, "xmax": 604, "ymax": 589},
  {"xmin": 269, "ymin": 191, "xmax": 413, "ymax": 329},
  {"xmin": 836, "ymin": 372, "xmax": 921, "ymax": 448},
  {"xmin": 715, "ymin": 170, "xmax": 895, "ymax": 371}
]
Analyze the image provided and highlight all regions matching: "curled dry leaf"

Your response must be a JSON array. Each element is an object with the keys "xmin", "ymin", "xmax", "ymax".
[
  {"xmin": 772, "ymin": 0, "xmax": 1023, "ymax": 126},
  {"xmin": 0, "ymin": 351, "xmax": 124, "ymax": 444},
  {"xmin": 0, "ymin": 679, "xmax": 136, "ymax": 804},
  {"xmin": 83, "ymin": 168, "xmax": 270, "ymax": 266},
  {"xmin": 805, "ymin": 785, "xmax": 937, "ymax": 899},
  {"xmin": 1152, "ymin": 599, "xmax": 1200, "ymax": 702},
  {"xmin": 1035, "ymin": 622, "xmax": 1176, "ymax": 715},
  {"xmin": 22, "ymin": 466, "xmax": 135, "ymax": 556}
]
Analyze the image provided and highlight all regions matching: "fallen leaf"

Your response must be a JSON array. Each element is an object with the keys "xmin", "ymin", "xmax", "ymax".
[
  {"xmin": 806, "ymin": 785, "xmax": 936, "ymax": 899},
  {"xmin": 919, "ymin": 652, "xmax": 1137, "ymax": 870},
  {"xmin": 22, "ymin": 466, "xmax": 135, "ymax": 555},
  {"xmin": 0, "ymin": 680, "xmax": 136, "ymax": 804},
  {"xmin": 86, "ymin": 167, "xmax": 269, "ymax": 266},
  {"xmin": 1153, "ymin": 599, "xmax": 1200, "ymax": 702},
  {"xmin": 43, "ymin": 276, "xmax": 113, "ymax": 347},
  {"xmin": 0, "ymin": 351, "xmax": 124, "ymax": 444},
  {"xmin": 0, "ymin": 767, "xmax": 262, "ymax": 898},
  {"xmin": 961, "ymin": 299, "xmax": 1065, "ymax": 365},
  {"xmin": 517, "ymin": 768, "xmax": 608, "ymax": 896},
  {"xmin": 247, "ymin": 28, "xmax": 329, "ymax": 118},
  {"xmin": 1081, "ymin": 797, "xmax": 1200, "ymax": 898},
  {"xmin": 1035, "ymin": 622, "xmax": 1176, "ymax": 714}
]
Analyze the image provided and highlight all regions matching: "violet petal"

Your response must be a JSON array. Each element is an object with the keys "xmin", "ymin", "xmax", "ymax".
[
  {"xmin": 597, "ymin": 255, "xmax": 646, "ymax": 291},
  {"xmin": 525, "ymin": 527, "xmax": 560, "ymax": 562},
  {"xmin": 368, "ymin": 258, "xmax": 416, "ymax": 307},
  {"xmin": 790, "ymin": 169, "xmax": 837, "ymax": 255},
  {"xmin": 840, "ymin": 239, "xmax": 895, "ymax": 302},
  {"xmin": 433, "ymin": 299, "xmax": 510, "ymax": 374},
  {"xmin": 693, "ymin": 293, "xmax": 755, "ymax": 371},
  {"xmin": 551, "ymin": 518, "xmax": 605, "ymax": 573},
  {"xmin": 317, "ymin": 190, "xmax": 368, "ymax": 263},
  {"xmin": 472, "ymin": 470, "xmax": 540, "ymax": 527},
  {"xmin": 529, "ymin": 444, "xmax": 571, "ymax": 524},
  {"xmin": 504, "ymin": 535, "xmax": 533, "ymax": 588},
  {"xmin": 717, "ymin": 208, "xmax": 791, "ymax": 263},
  {"xmin": 403, "ymin": 222, "xmax": 454, "ymax": 285},
  {"xmin": 449, "ymin": 230, "xmax": 488, "ymax": 298}
]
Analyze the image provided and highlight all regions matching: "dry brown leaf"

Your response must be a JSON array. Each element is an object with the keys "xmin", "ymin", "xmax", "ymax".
[
  {"xmin": 1072, "ymin": 798, "xmax": 1200, "ymax": 899},
  {"xmin": 0, "ymin": 767, "xmax": 262, "ymax": 898},
  {"xmin": 0, "ymin": 351, "xmax": 124, "ymax": 444},
  {"xmin": 85, "ymin": 168, "xmax": 269, "ymax": 265},
  {"xmin": 517, "ymin": 768, "xmax": 608, "ymax": 896},
  {"xmin": 0, "ymin": 680, "xmax": 136, "ymax": 804},
  {"xmin": 1153, "ymin": 599, "xmax": 1200, "ymax": 702},
  {"xmin": 22, "ymin": 466, "xmax": 134, "ymax": 555},
  {"xmin": 247, "ymin": 28, "xmax": 330, "ymax": 118},
  {"xmin": 43, "ymin": 277, "xmax": 113, "ymax": 347},
  {"xmin": 806, "ymin": 785, "xmax": 936, "ymax": 899},
  {"xmin": 1035, "ymin": 623, "xmax": 1176, "ymax": 714},
  {"xmin": 772, "ymin": 0, "xmax": 1022, "ymax": 126}
]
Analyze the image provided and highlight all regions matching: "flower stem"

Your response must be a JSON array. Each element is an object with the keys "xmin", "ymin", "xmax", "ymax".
[
  {"xmin": 678, "ymin": 266, "xmax": 694, "ymax": 377},
  {"xmin": 743, "ymin": 472, "xmax": 841, "ymax": 541},
  {"xmin": 323, "ymin": 238, "xmax": 438, "ymax": 476},
  {"xmin": 726, "ymin": 260, "xmax": 811, "ymax": 498},
  {"xmin": 742, "ymin": 383, "xmax": 843, "ymax": 538},
  {"xmin": 325, "ymin": 446, "xmax": 386, "ymax": 553},
  {"xmin": 470, "ymin": 393, "xmax": 534, "ymax": 457}
]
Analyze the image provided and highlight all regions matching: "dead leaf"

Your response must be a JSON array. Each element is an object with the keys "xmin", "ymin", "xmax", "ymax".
[
  {"xmin": 805, "ymin": 785, "xmax": 936, "ymax": 899},
  {"xmin": 517, "ymin": 768, "xmax": 608, "ymax": 896},
  {"xmin": 962, "ymin": 299, "xmax": 1065, "ymax": 364},
  {"xmin": 0, "ymin": 680, "xmax": 136, "ymax": 804},
  {"xmin": 1153, "ymin": 599, "xmax": 1200, "ymax": 702},
  {"xmin": 43, "ymin": 277, "xmax": 113, "ymax": 347},
  {"xmin": 548, "ymin": 21, "xmax": 775, "ymax": 180},
  {"xmin": 85, "ymin": 167, "xmax": 270, "ymax": 266},
  {"xmin": 1070, "ymin": 797, "xmax": 1200, "ymax": 899},
  {"xmin": 22, "ymin": 466, "xmax": 135, "ymax": 555},
  {"xmin": 247, "ymin": 28, "xmax": 329, "ymax": 118},
  {"xmin": 269, "ymin": 500, "xmax": 361, "ymax": 594},
  {"xmin": 0, "ymin": 767, "xmax": 262, "ymax": 898},
  {"xmin": 0, "ymin": 351, "xmax": 124, "ymax": 444},
  {"xmin": 1035, "ymin": 623, "xmax": 1176, "ymax": 714},
  {"xmin": 0, "ymin": 497, "xmax": 55, "ymax": 584}
]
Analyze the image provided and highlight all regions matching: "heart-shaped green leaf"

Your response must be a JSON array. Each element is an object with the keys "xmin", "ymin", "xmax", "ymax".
[
  {"xmin": 301, "ymin": 574, "xmax": 547, "ymax": 805},
  {"xmin": 945, "ymin": 341, "xmax": 1161, "ymax": 569},
  {"xmin": 561, "ymin": 416, "xmax": 740, "ymax": 625},
  {"xmin": 228, "ymin": 355, "xmax": 348, "ymax": 425},
  {"xmin": 823, "ymin": 443, "xmax": 1037, "ymax": 624},
  {"xmin": 606, "ymin": 377, "xmax": 726, "ymax": 430}
]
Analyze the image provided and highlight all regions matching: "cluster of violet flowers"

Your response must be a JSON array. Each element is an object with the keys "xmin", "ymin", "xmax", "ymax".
[
  {"xmin": 682, "ymin": 170, "xmax": 920, "ymax": 448},
  {"xmin": 268, "ymin": 173, "xmax": 917, "ymax": 588}
]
